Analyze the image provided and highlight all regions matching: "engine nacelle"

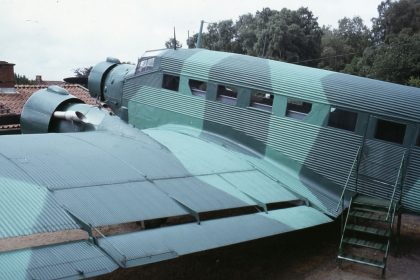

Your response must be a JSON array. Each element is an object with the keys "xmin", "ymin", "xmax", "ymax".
[
  {"xmin": 88, "ymin": 57, "xmax": 135, "ymax": 118},
  {"xmin": 20, "ymin": 85, "xmax": 129, "ymax": 134}
]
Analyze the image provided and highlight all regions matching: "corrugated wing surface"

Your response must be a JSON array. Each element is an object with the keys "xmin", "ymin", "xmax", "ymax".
[
  {"xmin": 69, "ymin": 132, "xmax": 191, "ymax": 179},
  {"xmin": 144, "ymin": 126, "xmax": 342, "ymax": 216},
  {"xmin": 153, "ymin": 176, "xmax": 252, "ymax": 213},
  {"xmin": 0, "ymin": 241, "xmax": 118, "ymax": 279},
  {"xmin": 220, "ymin": 170, "xmax": 297, "ymax": 204},
  {"xmin": 54, "ymin": 181, "xmax": 188, "ymax": 227},
  {"xmin": 98, "ymin": 206, "xmax": 331, "ymax": 268},
  {"xmin": 142, "ymin": 128, "xmax": 254, "ymax": 175},
  {"xmin": 0, "ymin": 154, "xmax": 79, "ymax": 239},
  {"xmin": 0, "ymin": 133, "xmax": 145, "ymax": 190}
]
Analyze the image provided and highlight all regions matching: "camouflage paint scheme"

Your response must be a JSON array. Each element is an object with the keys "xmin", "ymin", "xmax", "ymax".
[
  {"xmin": 117, "ymin": 48, "xmax": 420, "ymax": 215},
  {"xmin": 0, "ymin": 47, "xmax": 419, "ymax": 279}
]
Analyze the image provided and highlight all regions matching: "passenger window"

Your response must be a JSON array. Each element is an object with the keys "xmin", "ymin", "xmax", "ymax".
[
  {"xmin": 162, "ymin": 74, "xmax": 180, "ymax": 91},
  {"xmin": 286, "ymin": 98, "xmax": 312, "ymax": 120},
  {"xmin": 328, "ymin": 107, "xmax": 357, "ymax": 132},
  {"xmin": 416, "ymin": 131, "xmax": 420, "ymax": 147},
  {"xmin": 250, "ymin": 91, "xmax": 273, "ymax": 112},
  {"xmin": 216, "ymin": 85, "xmax": 237, "ymax": 105},
  {"xmin": 374, "ymin": 119, "xmax": 406, "ymax": 144},
  {"xmin": 136, "ymin": 57, "xmax": 155, "ymax": 74},
  {"xmin": 189, "ymin": 79, "xmax": 207, "ymax": 98}
]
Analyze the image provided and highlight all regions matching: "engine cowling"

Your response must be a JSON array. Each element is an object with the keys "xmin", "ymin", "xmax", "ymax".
[{"xmin": 88, "ymin": 57, "xmax": 135, "ymax": 118}]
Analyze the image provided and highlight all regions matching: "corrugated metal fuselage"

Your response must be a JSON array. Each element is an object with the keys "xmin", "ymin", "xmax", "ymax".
[{"xmin": 122, "ymin": 49, "xmax": 420, "ymax": 215}]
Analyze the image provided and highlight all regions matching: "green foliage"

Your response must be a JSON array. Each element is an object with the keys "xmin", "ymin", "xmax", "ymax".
[
  {"xmin": 182, "ymin": 0, "xmax": 419, "ymax": 86},
  {"xmin": 369, "ymin": 33, "xmax": 420, "ymax": 83},
  {"xmin": 407, "ymin": 76, "xmax": 420, "ymax": 87},
  {"xmin": 344, "ymin": 0, "xmax": 420, "ymax": 85},
  {"xmin": 14, "ymin": 73, "xmax": 35, "ymax": 85},
  {"xmin": 186, "ymin": 34, "xmax": 197, "ymax": 49},
  {"xmin": 73, "ymin": 66, "xmax": 92, "ymax": 78},
  {"xmin": 189, "ymin": 7, "xmax": 323, "ymax": 65},
  {"xmin": 372, "ymin": 0, "xmax": 420, "ymax": 43},
  {"xmin": 318, "ymin": 16, "xmax": 370, "ymax": 71},
  {"xmin": 165, "ymin": 38, "xmax": 182, "ymax": 49}
]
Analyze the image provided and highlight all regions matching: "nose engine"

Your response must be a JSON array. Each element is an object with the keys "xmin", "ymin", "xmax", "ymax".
[{"xmin": 88, "ymin": 57, "xmax": 135, "ymax": 118}]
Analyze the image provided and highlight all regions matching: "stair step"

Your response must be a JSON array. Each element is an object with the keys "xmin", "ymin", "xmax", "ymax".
[
  {"xmin": 343, "ymin": 237, "xmax": 387, "ymax": 251},
  {"xmin": 349, "ymin": 210, "xmax": 390, "ymax": 222},
  {"xmin": 346, "ymin": 224, "xmax": 391, "ymax": 237},
  {"xmin": 353, "ymin": 195, "xmax": 395, "ymax": 210},
  {"xmin": 351, "ymin": 206, "xmax": 387, "ymax": 214},
  {"xmin": 338, "ymin": 253, "xmax": 385, "ymax": 268}
]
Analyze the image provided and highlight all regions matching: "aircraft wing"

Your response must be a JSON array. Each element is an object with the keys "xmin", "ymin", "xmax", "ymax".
[{"xmin": 0, "ymin": 125, "xmax": 332, "ymax": 278}]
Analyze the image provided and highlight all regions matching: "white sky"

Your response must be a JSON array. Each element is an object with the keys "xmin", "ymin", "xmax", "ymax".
[{"xmin": 0, "ymin": 0, "xmax": 380, "ymax": 80}]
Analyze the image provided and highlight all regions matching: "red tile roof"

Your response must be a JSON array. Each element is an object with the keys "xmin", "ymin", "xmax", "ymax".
[{"xmin": 0, "ymin": 84, "xmax": 96, "ymax": 115}]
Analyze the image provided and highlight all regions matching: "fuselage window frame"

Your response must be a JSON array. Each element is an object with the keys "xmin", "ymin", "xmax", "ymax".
[
  {"xmin": 216, "ymin": 85, "xmax": 238, "ymax": 106},
  {"xmin": 285, "ymin": 98, "xmax": 312, "ymax": 120},
  {"xmin": 162, "ymin": 74, "xmax": 180, "ymax": 92},
  {"xmin": 374, "ymin": 118, "xmax": 407, "ymax": 145},
  {"xmin": 249, "ymin": 91, "xmax": 274, "ymax": 112},
  {"xmin": 327, "ymin": 107, "xmax": 358, "ymax": 132},
  {"xmin": 189, "ymin": 79, "xmax": 207, "ymax": 98}
]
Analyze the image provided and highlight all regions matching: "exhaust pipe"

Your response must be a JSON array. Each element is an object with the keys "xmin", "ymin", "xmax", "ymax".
[{"xmin": 53, "ymin": 111, "xmax": 87, "ymax": 123}]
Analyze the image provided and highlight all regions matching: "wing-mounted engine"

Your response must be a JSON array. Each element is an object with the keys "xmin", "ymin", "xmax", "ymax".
[{"xmin": 20, "ymin": 85, "xmax": 133, "ymax": 134}]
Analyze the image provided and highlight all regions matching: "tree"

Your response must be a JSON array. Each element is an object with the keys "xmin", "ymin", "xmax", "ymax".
[
  {"xmin": 73, "ymin": 66, "xmax": 92, "ymax": 78},
  {"xmin": 343, "ymin": 0, "xmax": 420, "ymax": 86},
  {"xmin": 186, "ymin": 34, "xmax": 198, "ymax": 49},
  {"xmin": 184, "ymin": 7, "xmax": 323, "ymax": 64},
  {"xmin": 14, "ymin": 73, "xmax": 35, "ymax": 85},
  {"xmin": 252, "ymin": 7, "xmax": 323, "ymax": 64},
  {"xmin": 165, "ymin": 38, "xmax": 182, "ymax": 49},
  {"xmin": 318, "ymin": 16, "xmax": 370, "ymax": 71},
  {"xmin": 197, "ymin": 20, "xmax": 241, "ymax": 53},
  {"xmin": 372, "ymin": 0, "xmax": 420, "ymax": 43},
  {"xmin": 336, "ymin": 16, "xmax": 371, "ymax": 54},
  {"xmin": 369, "ymin": 32, "xmax": 420, "ymax": 83},
  {"xmin": 236, "ymin": 13, "xmax": 258, "ymax": 55}
]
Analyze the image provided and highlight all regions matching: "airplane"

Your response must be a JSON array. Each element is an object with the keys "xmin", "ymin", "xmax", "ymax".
[{"xmin": 0, "ymin": 46, "xmax": 419, "ymax": 279}]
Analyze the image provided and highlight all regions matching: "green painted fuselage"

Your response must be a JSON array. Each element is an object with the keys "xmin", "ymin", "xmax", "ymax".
[{"xmin": 92, "ymin": 48, "xmax": 420, "ymax": 216}]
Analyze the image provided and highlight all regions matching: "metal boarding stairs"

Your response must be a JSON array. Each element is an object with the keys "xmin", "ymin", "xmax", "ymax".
[{"xmin": 335, "ymin": 147, "xmax": 405, "ymax": 277}]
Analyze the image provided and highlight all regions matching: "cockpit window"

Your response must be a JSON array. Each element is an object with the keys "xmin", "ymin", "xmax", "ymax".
[{"xmin": 136, "ymin": 57, "xmax": 155, "ymax": 74}]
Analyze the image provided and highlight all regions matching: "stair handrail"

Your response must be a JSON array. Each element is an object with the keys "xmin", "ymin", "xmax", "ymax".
[
  {"xmin": 335, "ymin": 146, "xmax": 361, "ymax": 212},
  {"xmin": 386, "ymin": 151, "xmax": 406, "ymax": 220}
]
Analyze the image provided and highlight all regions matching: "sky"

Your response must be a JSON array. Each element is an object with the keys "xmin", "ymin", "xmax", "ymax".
[{"xmin": 0, "ymin": 0, "xmax": 381, "ymax": 80}]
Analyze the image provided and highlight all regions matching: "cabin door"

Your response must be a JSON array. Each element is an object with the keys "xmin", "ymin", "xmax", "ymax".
[{"xmin": 357, "ymin": 116, "xmax": 408, "ymax": 200}]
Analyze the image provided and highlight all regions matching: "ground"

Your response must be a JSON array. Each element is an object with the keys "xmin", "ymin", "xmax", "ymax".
[{"xmin": 97, "ymin": 214, "xmax": 420, "ymax": 280}]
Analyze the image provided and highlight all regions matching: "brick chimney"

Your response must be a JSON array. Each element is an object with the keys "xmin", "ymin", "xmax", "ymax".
[
  {"xmin": 35, "ymin": 75, "xmax": 43, "ymax": 85},
  {"xmin": 0, "ymin": 61, "xmax": 16, "ymax": 93}
]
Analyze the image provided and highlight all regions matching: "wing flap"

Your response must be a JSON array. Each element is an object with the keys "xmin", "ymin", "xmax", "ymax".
[
  {"xmin": 98, "ymin": 206, "xmax": 331, "ymax": 268},
  {"xmin": 0, "ymin": 241, "xmax": 118, "ymax": 280}
]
